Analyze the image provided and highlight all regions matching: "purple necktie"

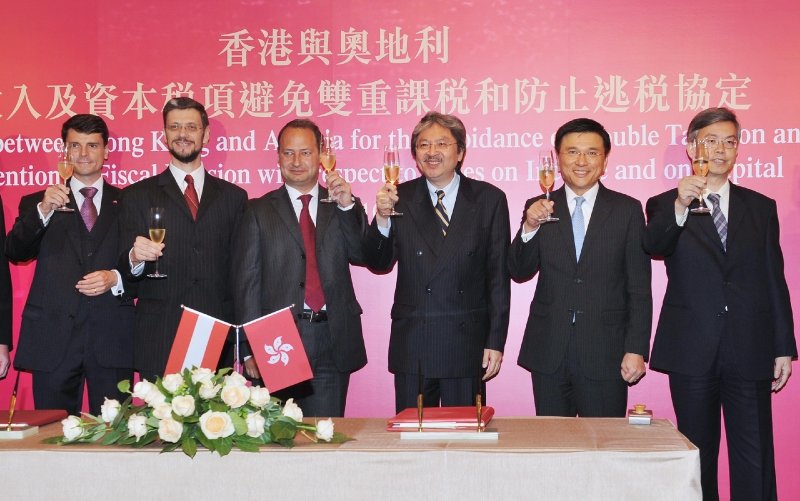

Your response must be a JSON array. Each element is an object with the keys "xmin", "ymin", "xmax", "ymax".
[
  {"xmin": 79, "ymin": 187, "xmax": 98, "ymax": 231},
  {"xmin": 299, "ymin": 194, "xmax": 325, "ymax": 312}
]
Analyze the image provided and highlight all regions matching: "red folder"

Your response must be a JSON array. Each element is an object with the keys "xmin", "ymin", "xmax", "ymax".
[
  {"xmin": 0, "ymin": 409, "xmax": 68, "ymax": 427},
  {"xmin": 387, "ymin": 406, "xmax": 495, "ymax": 431}
]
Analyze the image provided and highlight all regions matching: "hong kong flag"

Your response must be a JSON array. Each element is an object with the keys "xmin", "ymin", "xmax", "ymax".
[
  {"xmin": 165, "ymin": 307, "xmax": 231, "ymax": 375},
  {"xmin": 243, "ymin": 306, "xmax": 313, "ymax": 392}
]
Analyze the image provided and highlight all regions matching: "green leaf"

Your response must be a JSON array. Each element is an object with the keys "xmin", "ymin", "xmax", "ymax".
[
  {"xmin": 43, "ymin": 436, "xmax": 63, "ymax": 444},
  {"xmin": 112, "ymin": 397, "xmax": 133, "ymax": 428},
  {"xmin": 182, "ymin": 416, "xmax": 199, "ymax": 424},
  {"xmin": 131, "ymin": 430, "xmax": 158, "ymax": 449},
  {"xmin": 146, "ymin": 416, "xmax": 160, "ymax": 428},
  {"xmin": 270, "ymin": 417, "xmax": 297, "ymax": 440},
  {"xmin": 233, "ymin": 438, "xmax": 260, "ymax": 453},
  {"xmin": 277, "ymin": 438, "xmax": 294, "ymax": 448},
  {"xmin": 161, "ymin": 442, "xmax": 180, "ymax": 453},
  {"xmin": 182, "ymin": 436, "xmax": 197, "ymax": 458},
  {"xmin": 208, "ymin": 401, "xmax": 227, "ymax": 412},
  {"xmin": 118, "ymin": 380, "xmax": 131, "ymax": 394},
  {"xmin": 231, "ymin": 434, "xmax": 262, "ymax": 444},
  {"xmin": 215, "ymin": 367, "xmax": 232, "ymax": 380},
  {"xmin": 228, "ymin": 412, "xmax": 248, "ymax": 435},
  {"xmin": 195, "ymin": 429, "xmax": 215, "ymax": 451},
  {"xmin": 327, "ymin": 432, "xmax": 355, "ymax": 444},
  {"xmin": 101, "ymin": 429, "xmax": 122, "ymax": 445},
  {"xmin": 216, "ymin": 436, "xmax": 233, "ymax": 456}
]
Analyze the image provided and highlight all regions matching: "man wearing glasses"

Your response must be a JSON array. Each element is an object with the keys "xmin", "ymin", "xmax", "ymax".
[
  {"xmin": 118, "ymin": 98, "xmax": 247, "ymax": 382},
  {"xmin": 508, "ymin": 118, "xmax": 652, "ymax": 418},
  {"xmin": 644, "ymin": 107, "xmax": 796, "ymax": 501},
  {"xmin": 365, "ymin": 111, "xmax": 510, "ymax": 413}
]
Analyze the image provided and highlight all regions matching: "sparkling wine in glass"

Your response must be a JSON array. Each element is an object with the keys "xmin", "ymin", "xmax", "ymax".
[
  {"xmin": 55, "ymin": 144, "xmax": 75, "ymax": 212},
  {"xmin": 147, "ymin": 207, "xmax": 167, "ymax": 278},
  {"xmin": 537, "ymin": 150, "xmax": 559, "ymax": 223},
  {"xmin": 384, "ymin": 145, "xmax": 402, "ymax": 217},
  {"xmin": 690, "ymin": 139, "xmax": 711, "ymax": 214},
  {"xmin": 320, "ymin": 134, "xmax": 337, "ymax": 203}
]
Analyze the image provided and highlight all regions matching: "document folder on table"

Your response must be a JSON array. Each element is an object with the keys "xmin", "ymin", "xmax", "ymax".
[
  {"xmin": 0, "ymin": 409, "xmax": 68, "ymax": 439},
  {"xmin": 387, "ymin": 406, "xmax": 494, "ymax": 431}
]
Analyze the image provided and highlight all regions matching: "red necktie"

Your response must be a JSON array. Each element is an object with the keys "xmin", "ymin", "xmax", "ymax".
[
  {"xmin": 184, "ymin": 175, "xmax": 199, "ymax": 220},
  {"xmin": 299, "ymin": 194, "xmax": 325, "ymax": 312},
  {"xmin": 79, "ymin": 187, "xmax": 98, "ymax": 231}
]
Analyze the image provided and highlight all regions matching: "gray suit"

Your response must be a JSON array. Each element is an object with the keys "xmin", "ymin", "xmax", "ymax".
[{"xmin": 231, "ymin": 185, "xmax": 368, "ymax": 416}]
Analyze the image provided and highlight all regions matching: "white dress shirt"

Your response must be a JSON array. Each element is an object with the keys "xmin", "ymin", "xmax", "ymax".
[
  {"xmin": 521, "ymin": 182, "xmax": 600, "ymax": 242},
  {"xmin": 378, "ymin": 173, "xmax": 461, "ymax": 237},
  {"xmin": 676, "ymin": 180, "xmax": 731, "ymax": 226}
]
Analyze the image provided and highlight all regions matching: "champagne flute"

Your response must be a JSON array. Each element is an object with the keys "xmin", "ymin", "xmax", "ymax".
[
  {"xmin": 383, "ymin": 145, "xmax": 402, "ymax": 217},
  {"xmin": 55, "ymin": 144, "xmax": 75, "ymax": 212},
  {"xmin": 319, "ymin": 134, "xmax": 337, "ymax": 203},
  {"xmin": 537, "ymin": 149, "xmax": 559, "ymax": 223},
  {"xmin": 690, "ymin": 139, "xmax": 711, "ymax": 214},
  {"xmin": 147, "ymin": 207, "xmax": 167, "ymax": 278}
]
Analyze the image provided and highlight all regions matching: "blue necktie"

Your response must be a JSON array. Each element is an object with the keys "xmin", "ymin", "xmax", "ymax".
[{"xmin": 572, "ymin": 196, "xmax": 586, "ymax": 261}]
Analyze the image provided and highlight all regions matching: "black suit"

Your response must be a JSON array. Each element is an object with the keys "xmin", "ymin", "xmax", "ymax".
[
  {"xmin": 508, "ymin": 183, "xmax": 652, "ymax": 417},
  {"xmin": 363, "ymin": 175, "xmax": 510, "ymax": 412},
  {"xmin": 0, "ymin": 197, "xmax": 12, "ymax": 353},
  {"xmin": 230, "ymin": 185, "xmax": 368, "ymax": 416},
  {"xmin": 6, "ymin": 183, "xmax": 135, "ymax": 415},
  {"xmin": 644, "ymin": 185, "xmax": 796, "ymax": 501},
  {"xmin": 118, "ymin": 169, "xmax": 247, "ymax": 379}
]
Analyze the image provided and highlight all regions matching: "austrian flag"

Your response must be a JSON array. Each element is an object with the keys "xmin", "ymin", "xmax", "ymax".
[{"xmin": 164, "ymin": 307, "xmax": 231, "ymax": 376}]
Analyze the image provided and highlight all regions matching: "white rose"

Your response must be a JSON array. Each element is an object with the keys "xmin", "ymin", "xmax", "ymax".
[
  {"xmin": 144, "ymin": 387, "xmax": 167, "ymax": 407},
  {"xmin": 162, "ymin": 373, "xmax": 184, "ymax": 394},
  {"xmin": 191, "ymin": 367, "xmax": 215, "ymax": 385},
  {"xmin": 281, "ymin": 398, "xmax": 303, "ymax": 422},
  {"xmin": 127, "ymin": 414, "xmax": 148, "ymax": 441},
  {"xmin": 100, "ymin": 398, "xmax": 121, "ymax": 423},
  {"xmin": 245, "ymin": 412, "xmax": 266, "ymax": 438},
  {"xmin": 153, "ymin": 403, "xmax": 173, "ymax": 420},
  {"xmin": 199, "ymin": 411, "xmax": 235, "ymax": 439},
  {"xmin": 224, "ymin": 372, "xmax": 248, "ymax": 387},
  {"xmin": 249, "ymin": 386, "xmax": 271, "ymax": 408},
  {"xmin": 171, "ymin": 395, "xmax": 196, "ymax": 417},
  {"xmin": 61, "ymin": 416, "xmax": 84, "ymax": 441},
  {"xmin": 315, "ymin": 418, "xmax": 335, "ymax": 442},
  {"xmin": 198, "ymin": 380, "xmax": 221, "ymax": 399},
  {"xmin": 158, "ymin": 417, "xmax": 183, "ymax": 443},
  {"xmin": 221, "ymin": 384, "xmax": 250, "ymax": 409},
  {"xmin": 132, "ymin": 379, "xmax": 155, "ymax": 400}
]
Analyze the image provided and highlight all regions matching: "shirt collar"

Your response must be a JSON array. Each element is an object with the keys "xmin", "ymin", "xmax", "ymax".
[
  {"xmin": 169, "ymin": 163, "xmax": 205, "ymax": 185},
  {"xmin": 426, "ymin": 173, "xmax": 460, "ymax": 200},
  {"xmin": 285, "ymin": 183, "xmax": 320, "ymax": 201},
  {"xmin": 564, "ymin": 182, "xmax": 600, "ymax": 209},
  {"xmin": 708, "ymin": 180, "xmax": 730, "ymax": 200},
  {"xmin": 70, "ymin": 176, "xmax": 104, "ymax": 195}
]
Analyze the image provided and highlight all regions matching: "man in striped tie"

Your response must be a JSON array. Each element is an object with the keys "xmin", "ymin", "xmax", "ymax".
[
  {"xmin": 508, "ymin": 118, "xmax": 652, "ymax": 418},
  {"xmin": 365, "ymin": 112, "xmax": 511, "ymax": 413},
  {"xmin": 644, "ymin": 108, "xmax": 796, "ymax": 501}
]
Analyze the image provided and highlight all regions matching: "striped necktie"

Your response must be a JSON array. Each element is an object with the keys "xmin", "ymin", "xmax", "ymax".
[
  {"xmin": 434, "ymin": 190, "xmax": 449, "ymax": 236},
  {"xmin": 707, "ymin": 193, "xmax": 728, "ymax": 251}
]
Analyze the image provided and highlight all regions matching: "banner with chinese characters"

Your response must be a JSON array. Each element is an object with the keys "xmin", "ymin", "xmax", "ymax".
[{"xmin": 1, "ymin": 1, "xmax": 799, "ymax": 495}]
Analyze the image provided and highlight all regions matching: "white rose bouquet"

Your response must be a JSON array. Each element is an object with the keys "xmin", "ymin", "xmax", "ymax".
[{"xmin": 45, "ymin": 367, "xmax": 351, "ymax": 457}]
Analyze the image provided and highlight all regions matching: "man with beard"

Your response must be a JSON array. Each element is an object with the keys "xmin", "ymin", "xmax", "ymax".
[{"xmin": 118, "ymin": 98, "xmax": 247, "ymax": 381}]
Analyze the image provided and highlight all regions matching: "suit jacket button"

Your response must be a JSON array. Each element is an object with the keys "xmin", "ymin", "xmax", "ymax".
[
  {"xmin": 458, "ymin": 290, "xmax": 463, "ymax": 295},
  {"xmin": 459, "ymin": 321, "xmax": 466, "ymax": 327},
  {"xmin": 467, "ymin": 251, "xmax": 474, "ymax": 257},
  {"xmin": 416, "ymin": 251, "xmax": 423, "ymax": 256},
  {"xmin": 78, "ymin": 260, "xmax": 82, "ymax": 266},
  {"xmin": 193, "ymin": 279, "xmax": 199, "ymax": 285},
  {"xmin": 87, "ymin": 252, "xmax": 93, "ymax": 257},
  {"xmin": 426, "ymin": 288, "xmax": 431, "ymax": 294},
  {"xmin": 193, "ymin": 247, "xmax": 199, "ymax": 254},
  {"xmin": 69, "ymin": 314, "xmax": 75, "ymax": 320},
  {"xmin": 301, "ymin": 253, "xmax": 306, "ymax": 259},
  {"xmin": 717, "ymin": 311, "xmax": 724, "ymax": 317},
  {"xmin": 574, "ymin": 278, "xmax": 582, "ymax": 283},
  {"xmin": 299, "ymin": 282, "xmax": 305, "ymax": 288}
]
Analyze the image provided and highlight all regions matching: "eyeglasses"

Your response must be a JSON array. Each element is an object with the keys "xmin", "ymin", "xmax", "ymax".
[
  {"xmin": 561, "ymin": 150, "xmax": 603, "ymax": 159},
  {"xmin": 166, "ymin": 123, "xmax": 204, "ymax": 132},
  {"xmin": 701, "ymin": 137, "xmax": 738, "ymax": 149},
  {"xmin": 416, "ymin": 141, "xmax": 456, "ymax": 151}
]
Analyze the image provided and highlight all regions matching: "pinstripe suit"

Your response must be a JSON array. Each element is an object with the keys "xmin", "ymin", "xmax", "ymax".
[
  {"xmin": 230, "ymin": 185, "xmax": 368, "ymax": 416},
  {"xmin": 508, "ymin": 183, "xmax": 652, "ymax": 416},
  {"xmin": 0, "ymin": 197, "xmax": 12, "ymax": 352},
  {"xmin": 118, "ymin": 169, "xmax": 247, "ymax": 378},
  {"xmin": 6, "ymin": 183, "xmax": 135, "ymax": 414},
  {"xmin": 363, "ymin": 175, "xmax": 510, "ymax": 410}
]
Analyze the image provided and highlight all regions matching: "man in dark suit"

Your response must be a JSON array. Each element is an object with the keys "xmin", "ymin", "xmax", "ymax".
[
  {"xmin": 119, "ymin": 98, "xmax": 247, "ymax": 382},
  {"xmin": 644, "ymin": 108, "xmax": 796, "ymax": 501},
  {"xmin": 0, "ymin": 196, "xmax": 13, "ymax": 379},
  {"xmin": 365, "ymin": 111, "xmax": 510, "ymax": 413},
  {"xmin": 5, "ymin": 114, "xmax": 134, "ymax": 415},
  {"xmin": 508, "ymin": 118, "xmax": 652, "ymax": 418},
  {"xmin": 230, "ymin": 119, "xmax": 368, "ymax": 417}
]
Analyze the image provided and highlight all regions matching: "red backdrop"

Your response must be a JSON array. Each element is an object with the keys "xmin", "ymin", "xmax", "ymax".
[{"xmin": 1, "ymin": 1, "xmax": 798, "ymax": 497}]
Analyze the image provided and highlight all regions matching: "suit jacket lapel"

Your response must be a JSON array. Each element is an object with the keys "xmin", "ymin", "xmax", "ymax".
[
  {"xmin": 85, "ymin": 182, "xmax": 121, "ymax": 250},
  {"xmin": 726, "ymin": 184, "xmax": 747, "ymax": 248},
  {"xmin": 695, "ymin": 207, "xmax": 725, "ymax": 252},
  {"xmin": 64, "ymin": 182, "xmax": 83, "ymax": 258},
  {"xmin": 552, "ymin": 187, "xmax": 577, "ymax": 265},
  {"xmin": 272, "ymin": 186, "xmax": 305, "ymax": 250},
  {"xmin": 158, "ymin": 170, "xmax": 194, "ymax": 220},
  {"xmin": 196, "ymin": 172, "xmax": 221, "ymax": 222},
  {"xmin": 405, "ymin": 178, "xmax": 444, "ymax": 256},
  {"xmin": 316, "ymin": 186, "xmax": 334, "ymax": 246},
  {"xmin": 580, "ymin": 183, "xmax": 613, "ymax": 260},
  {"xmin": 429, "ymin": 177, "xmax": 477, "ymax": 280}
]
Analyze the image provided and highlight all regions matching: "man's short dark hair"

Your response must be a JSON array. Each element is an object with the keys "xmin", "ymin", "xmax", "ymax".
[
  {"xmin": 162, "ymin": 97, "xmax": 209, "ymax": 128},
  {"xmin": 554, "ymin": 118, "xmax": 611, "ymax": 155},
  {"xmin": 61, "ymin": 114, "xmax": 109, "ymax": 145},
  {"xmin": 687, "ymin": 107, "xmax": 740, "ymax": 143},
  {"xmin": 277, "ymin": 119, "xmax": 323, "ymax": 150},
  {"xmin": 410, "ymin": 111, "xmax": 467, "ymax": 171}
]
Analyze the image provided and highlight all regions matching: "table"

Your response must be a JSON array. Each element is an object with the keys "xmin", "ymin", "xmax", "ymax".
[{"xmin": 0, "ymin": 417, "xmax": 700, "ymax": 500}]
